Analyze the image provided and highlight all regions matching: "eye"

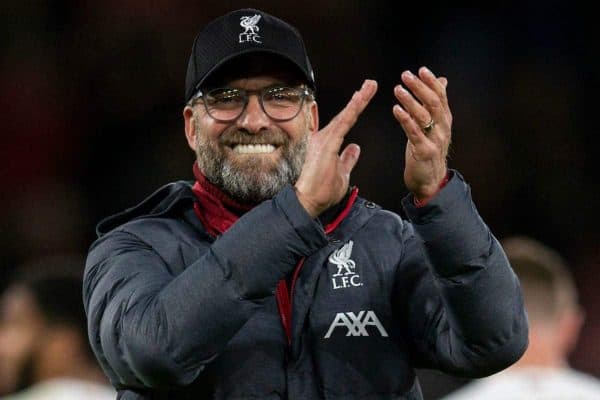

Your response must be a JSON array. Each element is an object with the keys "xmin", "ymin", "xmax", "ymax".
[
  {"xmin": 205, "ymin": 88, "xmax": 244, "ymax": 108},
  {"xmin": 263, "ymin": 87, "xmax": 302, "ymax": 105}
]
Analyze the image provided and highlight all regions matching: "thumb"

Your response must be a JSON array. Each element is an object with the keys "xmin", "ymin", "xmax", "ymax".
[{"xmin": 340, "ymin": 143, "xmax": 361, "ymax": 175}]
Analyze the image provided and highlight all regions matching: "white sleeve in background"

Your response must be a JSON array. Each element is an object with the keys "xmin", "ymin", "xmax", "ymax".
[
  {"xmin": 441, "ymin": 367, "xmax": 600, "ymax": 400},
  {"xmin": 4, "ymin": 379, "xmax": 116, "ymax": 400}
]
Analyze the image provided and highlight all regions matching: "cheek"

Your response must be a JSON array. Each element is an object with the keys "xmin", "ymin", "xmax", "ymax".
[
  {"xmin": 196, "ymin": 119, "xmax": 229, "ymax": 145},
  {"xmin": 280, "ymin": 119, "xmax": 310, "ymax": 143}
]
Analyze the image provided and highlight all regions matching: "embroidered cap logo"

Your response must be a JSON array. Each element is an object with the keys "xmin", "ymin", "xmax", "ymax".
[{"xmin": 239, "ymin": 14, "xmax": 262, "ymax": 43}]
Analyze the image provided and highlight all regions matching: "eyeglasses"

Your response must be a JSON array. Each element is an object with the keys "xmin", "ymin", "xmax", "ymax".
[{"xmin": 191, "ymin": 85, "xmax": 313, "ymax": 122}]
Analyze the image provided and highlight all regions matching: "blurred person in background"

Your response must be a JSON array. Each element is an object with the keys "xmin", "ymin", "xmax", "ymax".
[
  {"xmin": 440, "ymin": 236, "xmax": 600, "ymax": 399},
  {"xmin": 83, "ymin": 8, "xmax": 527, "ymax": 399},
  {"xmin": 0, "ymin": 272, "xmax": 115, "ymax": 399}
]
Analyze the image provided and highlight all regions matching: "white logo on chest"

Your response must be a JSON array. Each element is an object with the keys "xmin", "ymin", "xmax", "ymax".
[
  {"xmin": 329, "ymin": 240, "xmax": 362, "ymax": 289},
  {"xmin": 239, "ymin": 15, "xmax": 262, "ymax": 43},
  {"xmin": 324, "ymin": 310, "xmax": 389, "ymax": 338}
]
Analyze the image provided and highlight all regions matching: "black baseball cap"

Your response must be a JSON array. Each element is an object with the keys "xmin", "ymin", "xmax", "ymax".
[{"xmin": 185, "ymin": 8, "xmax": 315, "ymax": 103}]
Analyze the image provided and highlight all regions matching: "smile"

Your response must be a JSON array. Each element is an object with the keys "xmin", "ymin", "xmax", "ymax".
[{"xmin": 231, "ymin": 144, "xmax": 278, "ymax": 154}]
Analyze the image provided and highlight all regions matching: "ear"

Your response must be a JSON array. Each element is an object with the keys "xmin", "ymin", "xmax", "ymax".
[
  {"xmin": 183, "ymin": 105, "xmax": 197, "ymax": 151},
  {"xmin": 307, "ymin": 100, "xmax": 319, "ymax": 133}
]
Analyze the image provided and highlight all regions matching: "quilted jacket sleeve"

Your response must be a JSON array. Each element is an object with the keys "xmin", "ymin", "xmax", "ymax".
[
  {"xmin": 394, "ymin": 171, "xmax": 528, "ymax": 378},
  {"xmin": 83, "ymin": 185, "xmax": 328, "ymax": 389}
]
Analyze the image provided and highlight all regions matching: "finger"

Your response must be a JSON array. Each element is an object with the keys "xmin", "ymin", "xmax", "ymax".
[
  {"xmin": 418, "ymin": 66, "xmax": 450, "ymax": 111},
  {"xmin": 393, "ymin": 104, "xmax": 428, "ymax": 146},
  {"xmin": 438, "ymin": 76, "xmax": 448, "ymax": 88},
  {"xmin": 326, "ymin": 80, "xmax": 378, "ymax": 137},
  {"xmin": 339, "ymin": 143, "xmax": 361, "ymax": 175},
  {"xmin": 401, "ymin": 70, "xmax": 445, "ymax": 124},
  {"xmin": 394, "ymin": 84, "xmax": 432, "ymax": 129},
  {"xmin": 418, "ymin": 67, "xmax": 445, "ymax": 97}
]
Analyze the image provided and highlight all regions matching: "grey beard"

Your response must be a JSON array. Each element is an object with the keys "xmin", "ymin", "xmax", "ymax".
[{"xmin": 196, "ymin": 131, "xmax": 307, "ymax": 204}]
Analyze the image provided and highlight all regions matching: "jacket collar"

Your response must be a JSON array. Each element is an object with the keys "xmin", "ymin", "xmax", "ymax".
[{"xmin": 95, "ymin": 181, "xmax": 195, "ymax": 237}]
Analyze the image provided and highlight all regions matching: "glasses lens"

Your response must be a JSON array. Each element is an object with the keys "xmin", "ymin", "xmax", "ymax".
[
  {"xmin": 205, "ymin": 88, "xmax": 245, "ymax": 121},
  {"xmin": 262, "ymin": 87, "xmax": 304, "ymax": 120}
]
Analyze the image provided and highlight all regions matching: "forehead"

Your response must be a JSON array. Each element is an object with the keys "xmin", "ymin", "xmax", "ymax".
[{"xmin": 203, "ymin": 53, "xmax": 305, "ymax": 89}]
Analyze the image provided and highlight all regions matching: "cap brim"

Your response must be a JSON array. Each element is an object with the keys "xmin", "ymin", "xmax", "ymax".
[{"xmin": 191, "ymin": 48, "xmax": 314, "ymax": 96}]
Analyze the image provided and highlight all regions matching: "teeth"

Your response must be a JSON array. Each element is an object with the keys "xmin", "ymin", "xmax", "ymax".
[{"xmin": 232, "ymin": 144, "xmax": 277, "ymax": 154}]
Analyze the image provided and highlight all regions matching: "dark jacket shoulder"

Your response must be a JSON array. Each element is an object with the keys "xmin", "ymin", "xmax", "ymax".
[{"xmin": 96, "ymin": 181, "xmax": 196, "ymax": 237}]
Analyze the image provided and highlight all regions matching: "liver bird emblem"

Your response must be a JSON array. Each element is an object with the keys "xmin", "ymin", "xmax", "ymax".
[
  {"xmin": 329, "ymin": 241, "xmax": 356, "ymax": 277},
  {"xmin": 240, "ymin": 14, "xmax": 261, "ymax": 35}
]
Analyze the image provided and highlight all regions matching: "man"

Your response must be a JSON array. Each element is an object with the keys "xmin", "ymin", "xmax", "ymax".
[
  {"xmin": 83, "ymin": 8, "xmax": 528, "ymax": 399},
  {"xmin": 0, "ymin": 272, "xmax": 115, "ymax": 399},
  {"xmin": 440, "ymin": 236, "xmax": 600, "ymax": 399}
]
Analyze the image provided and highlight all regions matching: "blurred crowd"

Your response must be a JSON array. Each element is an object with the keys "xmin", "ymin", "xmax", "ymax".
[{"xmin": 0, "ymin": 1, "xmax": 597, "ymax": 399}]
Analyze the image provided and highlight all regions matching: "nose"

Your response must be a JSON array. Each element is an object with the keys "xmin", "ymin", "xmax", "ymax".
[{"xmin": 235, "ymin": 94, "xmax": 270, "ymax": 134}]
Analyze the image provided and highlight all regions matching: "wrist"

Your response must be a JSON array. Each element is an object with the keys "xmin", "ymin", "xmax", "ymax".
[
  {"xmin": 413, "ymin": 172, "xmax": 450, "ymax": 207},
  {"xmin": 293, "ymin": 186, "xmax": 321, "ymax": 218}
]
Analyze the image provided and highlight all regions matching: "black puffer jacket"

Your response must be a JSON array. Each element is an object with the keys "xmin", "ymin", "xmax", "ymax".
[{"xmin": 83, "ymin": 171, "xmax": 528, "ymax": 399}]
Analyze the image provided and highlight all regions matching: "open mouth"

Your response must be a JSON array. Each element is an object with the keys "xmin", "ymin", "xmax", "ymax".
[{"xmin": 231, "ymin": 143, "xmax": 279, "ymax": 154}]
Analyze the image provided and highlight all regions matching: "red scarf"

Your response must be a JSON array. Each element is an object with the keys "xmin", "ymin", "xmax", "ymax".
[
  {"xmin": 191, "ymin": 162, "xmax": 359, "ymax": 238},
  {"xmin": 191, "ymin": 163, "xmax": 255, "ymax": 237}
]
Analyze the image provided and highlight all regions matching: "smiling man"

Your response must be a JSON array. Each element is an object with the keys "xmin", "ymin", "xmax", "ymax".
[
  {"xmin": 185, "ymin": 54, "xmax": 315, "ymax": 205},
  {"xmin": 83, "ymin": 8, "xmax": 528, "ymax": 399}
]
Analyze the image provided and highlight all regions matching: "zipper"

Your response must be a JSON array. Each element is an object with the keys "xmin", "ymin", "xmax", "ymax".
[{"xmin": 276, "ymin": 258, "xmax": 305, "ymax": 345}]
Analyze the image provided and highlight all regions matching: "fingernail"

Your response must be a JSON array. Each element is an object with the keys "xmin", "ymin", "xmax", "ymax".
[
  {"xmin": 395, "ymin": 85, "xmax": 407, "ymax": 95},
  {"xmin": 421, "ymin": 66, "xmax": 434, "ymax": 76},
  {"xmin": 402, "ymin": 71, "xmax": 414, "ymax": 80},
  {"xmin": 393, "ymin": 104, "xmax": 405, "ymax": 113}
]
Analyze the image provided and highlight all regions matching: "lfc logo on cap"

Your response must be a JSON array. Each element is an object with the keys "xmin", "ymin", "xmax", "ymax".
[{"xmin": 239, "ymin": 15, "xmax": 262, "ymax": 44}]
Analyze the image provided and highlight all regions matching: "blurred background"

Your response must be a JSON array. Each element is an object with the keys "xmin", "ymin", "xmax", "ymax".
[{"xmin": 0, "ymin": 1, "xmax": 597, "ymax": 398}]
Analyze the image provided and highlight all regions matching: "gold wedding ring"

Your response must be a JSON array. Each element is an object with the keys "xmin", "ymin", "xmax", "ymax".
[{"xmin": 422, "ymin": 119, "xmax": 435, "ymax": 134}]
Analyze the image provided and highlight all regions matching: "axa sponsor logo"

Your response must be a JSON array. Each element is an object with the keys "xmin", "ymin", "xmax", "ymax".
[
  {"xmin": 239, "ymin": 14, "xmax": 262, "ymax": 43},
  {"xmin": 324, "ymin": 310, "xmax": 389, "ymax": 339},
  {"xmin": 329, "ymin": 240, "xmax": 363, "ymax": 289}
]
